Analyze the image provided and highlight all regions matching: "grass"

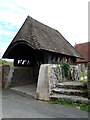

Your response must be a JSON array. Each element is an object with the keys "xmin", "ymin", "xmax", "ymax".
[
  {"xmin": 80, "ymin": 72, "xmax": 87, "ymax": 77},
  {"xmin": 48, "ymin": 99, "xmax": 89, "ymax": 112},
  {"xmin": 76, "ymin": 80, "xmax": 87, "ymax": 83}
]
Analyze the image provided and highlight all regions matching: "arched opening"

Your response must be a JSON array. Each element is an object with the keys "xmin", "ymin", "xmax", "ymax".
[{"xmin": 4, "ymin": 41, "xmax": 44, "ymax": 96}]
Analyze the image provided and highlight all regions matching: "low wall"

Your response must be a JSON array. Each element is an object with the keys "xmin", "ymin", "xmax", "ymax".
[
  {"xmin": 2, "ymin": 65, "xmax": 10, "ymax": 89},
  {"xmin": 2, "ymin": 65, "xmax": 39, "ymax": 89},
  {"xmin": 36, "ymin": 64, "xmax": 88, "ymax": 101},
  {"xmin": 11, "ymin": 67, "xmax": 34, "ymax": 87}
]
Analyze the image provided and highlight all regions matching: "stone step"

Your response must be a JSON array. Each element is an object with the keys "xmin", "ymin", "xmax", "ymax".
[
  {"xmin": 56, "ymin": 82, "xmax": 87, "ymax": 90},
  {"xmin": 50, "ymin": 94, "xmax": 88, "ymax": 104},
  {"xmin": 51, "ymin": 88, "xmax": 88, "ymax": 97}
]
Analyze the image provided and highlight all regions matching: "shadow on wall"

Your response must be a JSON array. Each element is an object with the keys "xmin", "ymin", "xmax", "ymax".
[{"xmin": 2, "ymin": 65, "xmax": 40, "ymax": 89}]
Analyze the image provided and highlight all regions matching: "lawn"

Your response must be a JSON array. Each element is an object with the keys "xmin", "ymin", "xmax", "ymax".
[
  {"xmin": 80, "ymin": 72, "xmax": 87, "ymax": 77},
  {"xmin": 76, "ymin": 80, "xmax": 87, "ymax": 83}
]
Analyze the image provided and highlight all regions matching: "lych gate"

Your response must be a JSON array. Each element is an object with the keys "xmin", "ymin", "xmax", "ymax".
[{"xmin": 2, "ymin": 16, "xmax": 83, "ymax": 98}]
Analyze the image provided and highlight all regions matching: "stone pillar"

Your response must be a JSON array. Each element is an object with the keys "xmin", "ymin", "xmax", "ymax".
[
  {"xmin": 35, "ymin": 64, "xmax": 50, "ymax": 101},
  {"xmin": 2, "ymin": 65, "xmax": 10, "ymax": 89}
]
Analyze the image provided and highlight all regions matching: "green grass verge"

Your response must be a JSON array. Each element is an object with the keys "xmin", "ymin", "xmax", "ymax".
[
  {"xmin": 80, "ymin": 72, "xmax": 87, "ymax": 77},
  {"xmin": 76, "ymin": 80, "xmax": 87, "ymax": 83},
  {"xmin": 48, "ymin": 99, "xmax": 89, "ymax": 112}
]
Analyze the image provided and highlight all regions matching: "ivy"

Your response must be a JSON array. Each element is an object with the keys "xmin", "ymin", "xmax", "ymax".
[
  {"xmin": 61, "ymin": 63, "xmax": 70, "ymax": 80},
  {"xmin": 53, "ymin": 63, "xmax": 70, "ymax": 82}
]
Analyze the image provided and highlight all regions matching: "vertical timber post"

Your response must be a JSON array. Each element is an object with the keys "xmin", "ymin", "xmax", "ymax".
[{"xmin": 14, "ymin": 59, "xmax": 18, "ymax": 66}]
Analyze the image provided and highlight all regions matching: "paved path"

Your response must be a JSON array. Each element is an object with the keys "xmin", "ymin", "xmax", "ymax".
[
  {"xmin": 2, "ymin": 89, "xmax": 88, "ymax": 118},
  {"xmin": 10, "ymin": 84, "xmax": 37, "ymax": 97}
]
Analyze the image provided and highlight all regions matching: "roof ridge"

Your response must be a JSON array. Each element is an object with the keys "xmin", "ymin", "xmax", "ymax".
[{"xmin": 27, "ymin": 15, "xmax": 60, "ymax": 33}]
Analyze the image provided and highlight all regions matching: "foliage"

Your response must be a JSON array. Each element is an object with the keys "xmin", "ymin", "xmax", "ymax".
[
  {"xmin": 49, "ymin": 99, "xmax": 89, "ymax": 112},
  {"xmin": 53, "ymin": 63, "xmax": 88, "ymax": 82},
  {"xmin": 0, "ymin": 59, "xmax": 2, "ymax": 65},
  {"xmin": 0, "ymin": 59, "xmax": 13, "ymax": 67},
  {"xmin": 80, "ymin": 72, "xmax": 87, "ymax": 77},
  {"xmin": 50, "ymin": 92, "xmax": 54, "ymax": 95},
  {"xmin": 61, "ymin": 62, "xmax": 70, "ymax": 80},
  {"xmin": 53, "ymin": 63, "xmax": 71, "ymax": 82},
  {"xmin": 76, "ymin": 80, "xmax": 87, "ymax": 83}
]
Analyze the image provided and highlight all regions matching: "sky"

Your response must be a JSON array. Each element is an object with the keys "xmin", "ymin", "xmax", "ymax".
[{"xmin": 0, "ymin": 0, "xmax": 89, "ymax": 59}]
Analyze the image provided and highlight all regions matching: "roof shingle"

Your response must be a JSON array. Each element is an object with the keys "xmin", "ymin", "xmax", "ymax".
[{"xmin": 3, "ymin": 16, "xmax": 83, "ymax": 59}]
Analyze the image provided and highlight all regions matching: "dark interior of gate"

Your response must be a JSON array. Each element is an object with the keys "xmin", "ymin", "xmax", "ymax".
[
  {"xmin": 6, "ymin": 41, "xmax": 44, "ymax": 87},
  {"xmin": 3, "ymin": 40, "xmax": 78, "ymax": 87}
]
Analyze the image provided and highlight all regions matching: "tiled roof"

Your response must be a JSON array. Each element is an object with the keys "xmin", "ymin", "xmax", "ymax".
[{"xmin": 3, "ymin": 16, "xmax": 83, "ymax": 59}]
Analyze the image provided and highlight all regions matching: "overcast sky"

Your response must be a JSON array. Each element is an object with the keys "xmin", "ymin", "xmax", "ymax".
[{"xmin": 0, "ymin": 0, "xmax": 89, "ymax": 59}]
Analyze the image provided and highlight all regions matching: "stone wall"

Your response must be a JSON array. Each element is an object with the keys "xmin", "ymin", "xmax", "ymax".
[
  {"xmin": 36, "ymin": 64, "xmax": 88, "ymax": 101},
  {"xmin": 48, "ymin": 64, "xmax": 79, "ymax": 84},
  {"xmin": 2, "ymin": 65, "xmax": 10, "ymax": 89},
  {"xmin": 2, "ymin": 65, "xmax": 40, "ymax": 89},
  {"xmin": 48, "ymin": 65, "xmax": 58, "ymax": 91},
  {"xmin": 11, "ymin": 67, "xmax": 34, "ymax": 87}
]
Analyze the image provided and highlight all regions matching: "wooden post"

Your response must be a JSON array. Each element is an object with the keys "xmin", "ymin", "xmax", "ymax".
[
  {"xmin": 57, "ymin": 57, "xmax": 61, "ymax": 63},
  {"xmin": 48, "ymin": 55, "xmax": 51, "ymax": 64},
  {"xmin": 62, "ymin": 57, "xmax": 65, "ymax": 63},
  {"xmin": 44, "ymin": 53, "xmax": 48, "ymax": 64},
  {"xmin": 14, "ymin": 59, "xmax": 18, "ymax": 66},
  {"xmin": 68, "ymin": 58, "xmax": 71, "ymax": 64}
]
